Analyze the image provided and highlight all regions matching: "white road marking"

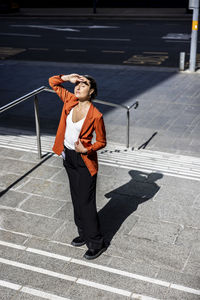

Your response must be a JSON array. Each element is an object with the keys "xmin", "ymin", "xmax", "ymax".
[
  {"xmin": 0, "ymin": 257, "xmax": 158, "ymax": 299},
  {"xmin": 171, "ymin": 284, "xmax": 200, "ymax": 295},
  {"xmin": 0, "ymin": 279, "xmax": 21, "ymax": 290},
  {"xmin": 0, "ymin": 32, "xmax": 41, "ymax": 37},
  {"xmin": 11, "ymin": 24, "xmax": 119, "ymax": 30},
  {"xmin": 0, "ymin": 239, "xmax": 200, "ymax": 296},
  {"xmin": 76, "ymin": 278, "xmax": 132, "ymax": 297},
  {"xmin": 11, "ymin": 25, "xmax": 79, "ymax": 32},
  {"xmin": 27, "ymin": 247, "xmax": 71, "ymax": 262},
  {"xmin": 131, "ymin": 294, "xmax": 160, "ymax": 300},
  {"xmin": 71, "ymin": 258, "xmax": 169, "ymax": 287},
  {"xmin": 162, "ymin": 33, "xmax": 191, "ymax": 40},
  {"xmin": 0, "ymin": 240, "xmax": 26, "ymax": 250},
  {"xmin": 99, "ymin": 161, "xmax": 200, "ymax": 181},
  {"xmin": 0, "ymin": 257, "xmax": 77, "ymax": 282},
  {"xmin": 86, "ymin": 25, "xmax": 119, "ymax": 29},
  {"xmin": 0, "ymin": 280, "xmax": 71, "ymax": 300},
  {"xmin": 66, "ymin": 37, "xmax": 131, "ymax": 41},
  {"xmin": 21, "ymin": 286, "xmax": 71, "ymax": 300}
]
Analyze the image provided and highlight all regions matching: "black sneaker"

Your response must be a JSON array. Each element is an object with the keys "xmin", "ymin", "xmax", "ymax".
[
  {"xmin": 83, "ymin": 245, "xmax": 107, "ymax": 260},
  {"xmin": 71, "ymin": 236, "xmax": 86, "ymax": 247}
]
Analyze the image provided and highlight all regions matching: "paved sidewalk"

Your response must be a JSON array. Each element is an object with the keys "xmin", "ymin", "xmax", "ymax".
[
  {"xmin": 0, "ymin": 146, "xmax": 200, "ymax": 299},
  {"xmin": 0, "ymin": 59, "xmax": 200, "ymax": 298},
  {"xmin": 1, "ymin": 60, "xmax": 200, "ymax": 157}
]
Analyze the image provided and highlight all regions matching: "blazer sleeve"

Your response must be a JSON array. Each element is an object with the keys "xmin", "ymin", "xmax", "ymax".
[
  {"xmin": 48, "ymin": 75, "xmax": 77, "ymax": 103},
  {"xmin": 86, "ymin": 115, "xmax": 107, "ymax": 155}
]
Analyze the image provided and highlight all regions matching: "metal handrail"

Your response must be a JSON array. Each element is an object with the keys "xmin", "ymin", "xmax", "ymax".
[{"xmin": 0, "ymin": 86, "xmax": 139, "ymax": 158}]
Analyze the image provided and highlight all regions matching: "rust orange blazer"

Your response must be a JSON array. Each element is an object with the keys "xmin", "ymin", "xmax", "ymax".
[{"xmin": 49, "ymin": 75, "xmax": 107, "ymax": 176}]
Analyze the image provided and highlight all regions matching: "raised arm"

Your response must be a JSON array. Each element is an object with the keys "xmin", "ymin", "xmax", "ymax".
[{"xmin": 48, "ymin": 74, "xmax": 85, "ymax": 103}]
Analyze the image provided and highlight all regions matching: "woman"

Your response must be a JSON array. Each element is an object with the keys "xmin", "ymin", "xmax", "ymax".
[{"xmin": 49, "ymin": 73, "xmax": 107, "ymax": 260}]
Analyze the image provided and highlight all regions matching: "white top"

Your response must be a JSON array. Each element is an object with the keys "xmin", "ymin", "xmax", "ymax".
[{"xmin": 64, "ymin": 107, "xmax": 86, "ymax": 150}]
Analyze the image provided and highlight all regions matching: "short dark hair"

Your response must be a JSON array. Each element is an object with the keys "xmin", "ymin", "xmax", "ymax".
[{"xmin": 84, "ymin": 75, "xmax": 98, "ymax": 100}]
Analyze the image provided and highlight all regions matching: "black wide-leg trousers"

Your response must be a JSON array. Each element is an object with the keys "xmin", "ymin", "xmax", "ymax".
[{"xmin": 63, "ymin": 146, "xmax": 104, "ymax": 250}]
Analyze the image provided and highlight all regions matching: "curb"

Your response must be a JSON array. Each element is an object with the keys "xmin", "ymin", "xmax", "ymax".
[{"xmin": 0, "ymin": 12, "xmax": 192, "ymax": 20}]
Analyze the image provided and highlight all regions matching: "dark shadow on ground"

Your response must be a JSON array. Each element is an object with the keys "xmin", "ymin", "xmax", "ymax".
[
  {"xmin": 98, "ymin": 170, "xmax": 163, "ymax": 244},
  {"xmin": 0, "ymin": 62, "xmax": 177, "ymax": 135},
  {"xmin": 138, "ymin": 131, "xmax": 158, "ymax": 149},
  {"xmin": 0, "ymin": 152, "xmax": 53, "ymax": 197}
]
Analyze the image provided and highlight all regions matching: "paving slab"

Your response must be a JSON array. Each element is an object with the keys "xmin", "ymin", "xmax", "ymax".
[
  {"xmin": 183, "ymin": 248, "xmax": 200, "ymax": 277},
  {"xmin": 17, "ymin": 178, "xmax": 71, "ymax": 200},
  {"xmin": 0, "ymin": 208, "xmax": 65, "ymax": 239},
  {"xmin": 106, "ymin": 233, "xmax": 191, "ymax": 271},
  {"xmin": 0, "ymin": 173, "xmax": 22, "ymax": 190},
  {"xmin": 65, "ymin": 283, "xmax": 130, "ymax": 300},
  {"xmin": 175, "ymin": 227, "xmax": 200, "ymax": 250},
  {"xmin": 0, "ymin": 190, "xmax": 29, "ymax": 208},
  {"xmin": 0, "ymin": 158, "xmax": 36, "ymax": 175},
  {"xmin": 127, "ymin": 218, "xmax": 181, "ymax": 244},
  {"xmin": 157, "ymin": 267, "xmax": 200, "ymax": 291},
  {"xmin": 0, "ymin": 286, "xmax": 19, "ymax": 300},
  {"xmin": 0, "ymin": 263, "xmax": 74, "ymax": 298},
  {"xmin": 19, "ymin": 195, "xmax": 66, "ymax": 217},
  {"xmin": 14, "ymin": 293, "xmax": 47, "ymax": 300},
  {"xmin": 164, "ymin": 289, "xmax": 200, "ymax": 300}
]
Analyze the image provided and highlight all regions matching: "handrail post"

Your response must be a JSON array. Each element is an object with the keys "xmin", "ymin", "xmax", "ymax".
[
  {"xmin": 34, "ymin": 95, "xmax": 42, "ymax": 159},
  {"xmin": 126, "ymin": 109, "xmax": 130, "ymax": 148}
]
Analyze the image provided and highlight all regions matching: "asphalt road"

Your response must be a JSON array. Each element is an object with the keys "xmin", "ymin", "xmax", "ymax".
[{"xmin": 0, "ymin": 18, "xmax": 199, "ymax": 68}]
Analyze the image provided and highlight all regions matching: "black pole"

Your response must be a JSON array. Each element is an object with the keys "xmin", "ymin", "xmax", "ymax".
[{"xmin": 93, "ymin": 0, "xmax": 97, "ymax": 13}]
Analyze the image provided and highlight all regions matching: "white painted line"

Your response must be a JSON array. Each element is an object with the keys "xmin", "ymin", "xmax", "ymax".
[
  {"xmin": 0, "ymin": 257, "xmax": 156, "ymax": 299},
  {"xmin": 98, "ymin": 161, "xmax": 200, "ymax": 181},
  {"xmin": 11, "ymin": 24, "xmax": 119, "ymax": 29},
  {"xmin": 71, "ymin": 258, "xmax": 169, "ymax": 287},
  {"xmin": 0, "ymin": 240, "xmax": 26, "ymax": 250},
  {"xmin": 171, "ymin": 284, "xmax": 200, "ymax": 296},
  {"xmin": 0, "ymin": 239, "xmax": 200, "ymax": 296},
  {"xmin": 27, "ymin": 247, "xmax": 71, "ymax": 262},
  {"xmin": 0, "ymin": 257, "xmax": 77, "ymax": 282},
  {"xmin": 162, "ymin": 33, "xmax": 191, "ymax": 40},
  {"xmin": 11, "ymin": 24, "xmax": 79, "ymax": 32},
  {"xmin": 0, "ymin": 279, "xmax": 21, "ymax": 290},
  {"xmin": 0, "ymin": 32, "xmax": 41, "ymax": 37},
  {"xmin": 21, "ymin": 286, "xmax": 71, "ymax": 300},
  {"xmin": 0, "ymin": 280, "xmax": 71, "ymax": 300},
  {"xmin": 66, "ymin": 37, "xmax": 131, "ymax": 41},
  {"xmin": 77, "ymin": 278, "xmax": 132, "ymax": 297},
  {"xmin": 131, "ymin": 293, "xmax": 160, "ymax": 300}
]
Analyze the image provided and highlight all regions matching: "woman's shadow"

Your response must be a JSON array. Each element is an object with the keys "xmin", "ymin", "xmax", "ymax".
[{"xmin": 98, "ymin": 170, "xmax": 163, "ymax": 245}]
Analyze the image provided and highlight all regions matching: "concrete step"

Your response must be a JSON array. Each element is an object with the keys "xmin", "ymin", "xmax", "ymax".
[
  {"xmin": 0, "ymin": 127, "xmax": 200, "ymax": 181},
  {"xmin": 0, "ymin": 230, "xmax": 200, "ymax": 300}
]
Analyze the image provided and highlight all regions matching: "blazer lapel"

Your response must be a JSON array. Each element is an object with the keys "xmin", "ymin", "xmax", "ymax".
[
  {"xmin": 65, "ymin": 100, "xmax": 78, "ymax": 115},
  {"xmin": 79, "ymin": 102, "xmax": 94, "ymax": 138}
]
